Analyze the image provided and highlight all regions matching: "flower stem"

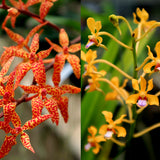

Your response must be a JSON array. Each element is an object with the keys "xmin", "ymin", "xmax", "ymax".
[
  {"xmin": 122, "ymin": 118, "xmax": 134, "ymax": 124},
  {"xmin": 125, "ymin": 37, "xmax": 138, "ymax": 148},
  {"xmin": 132, "ymin": 37, "xmax": 138, "ymax": 79},
  {"xmin": 136, "ymin": 22, "xmax": 160, "ymax": 42},
  {"xmin": 93, "ymin": 59, "xmax": 133, "ymax": 80},
  {"xmin": 98, "ymin": 31, "xmax": 133, "ymax": 50},
  {"xmin": 97, "ymin": 78, "xmax": 126, "ymax": 100},
  {"xmin": 117, "ymin": 16, "xmax": 133, "ymax": 35},
  {"xmin": 133, "ymin": 123, "xmax": 160, "ymax": 138},
  {"xmin": 155, "ymin": 91, "xmax": 160, "ymax": 97},
  {"xmin": 136, "ymin": 57, "xmax": 150, "ymax": 71},
  {"xmin": 111, "ymin": 137, "xmax": 125, "ymax": 147}
]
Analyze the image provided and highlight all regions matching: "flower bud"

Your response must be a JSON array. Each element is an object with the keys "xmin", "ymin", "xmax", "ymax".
[{"xmin": 109, "ymin": 14, "xmax": 122, "ymax": 35}]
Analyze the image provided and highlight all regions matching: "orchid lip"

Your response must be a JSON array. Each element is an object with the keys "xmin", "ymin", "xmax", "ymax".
[
  {"xmin": 156, "ymin": 67, "xmax": 160, "ymax": 71},
  {"xmin": 104, "ymin": 131, "xmax": 113, "ymax": 139},
  {"xmin": 84, "ymin": 143, "xmax": 91, "ymax": 151},
  {"xmin": 137, "ymin": 99, "xmax": 148, "ymax": 107},
  {"xmin": 85, "ymin": 41, "xmax": 95, "ymax": 49},
  {"xmin": 85, "ymin": 85, "xmax": 90, "ymax": 91}
]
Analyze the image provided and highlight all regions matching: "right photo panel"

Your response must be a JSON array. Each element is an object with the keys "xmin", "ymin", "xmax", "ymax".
[{"xmin": 81, "ymin": 0, "xmax": 160, "ymax": 160}]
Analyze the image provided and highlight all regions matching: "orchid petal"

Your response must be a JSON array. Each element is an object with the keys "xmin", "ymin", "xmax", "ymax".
[
  {"xmin": 31, "ymin": 97, "xmax": 44, "ymax": 119},
  {"xmin": 67, "ymin": 54, "xmax": 80, "ymax": 79},
  {"xmin": 22, "ymin": 114, "xmax": 53, "ymax": 130},
  {"xmin": 21, "ymin": 132, "xmax": 35, "ymax": 153},
  {"xmin": 44, "ymin": 98, "xmax": 59, "ymax": 125}
]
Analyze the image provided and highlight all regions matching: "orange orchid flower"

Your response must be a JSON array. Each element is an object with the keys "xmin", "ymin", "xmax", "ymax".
[
  {"xmin": 133, "ymin": 8, "xmax": 157, "ymax": 38},
  {"xmin": 85, "ymin": 70, "xmax": 106, "ymax": 92},
  {"xmin": 126, "ymin": 76, "xmax": 159, "ymax": 108},
  {"xmin": 0, "ymin": 70, "xmax": 16, "ymax": 106},
  {"xmin": 45, "ymin": 28, "xmax": 81, "ymax": 86},
  {"xmin": 19, "ymin": 82, "xmax": 81, "ymax": 125},
  {"xmin": 0, "ymin": 56, "xmax": 14, "ymax": 85},
  {"xmin": 9, "ymin": 112, "xmax": 53, "ymax": 153},
  {"xmin": 84, "ymin": 126, "xmax": 105, "ymax": 154},
  {"xmin": 0, "ymin": 135, "xmax": 17, "ymax": 159},
  {"xmin": 99, "ymin": 111, "xmax": 126, "ymax": 139},
  {"xmin": 2, "ymin": 7, "xmax": 19, "ymax": 28},
  {"xmin": 26, "ymin": 0, "xmax": 57, "ymax": 19},
  {"xmin": 0, "ymin": 33, "xmax": 52, "ymax": 88},
  {"xmin": 86, "ymin": 17, "xmax": 107, "ymax": 50},
  {"xmin": 81, "ymin": 49, "xmax": 98, "ymax": 77},
  {"xmin": 3, "ymin": 22, "xmax": 47, "ymax": 51},
  {"xmin": 2, "ymin": 0, "xmax": 29, "ymax": 28},
  {"xmin": 142, "ymin": 41, "xmax": 160, "ymax": 73},
  {"xmin": 105, "ymin": 77, "xmax": 129, "ymax": 104}
]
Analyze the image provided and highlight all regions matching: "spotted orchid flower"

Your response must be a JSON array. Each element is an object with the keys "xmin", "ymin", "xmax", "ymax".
[{"xmin": 45, "ymin": 28, "xmax": 81, "ymax": 86}]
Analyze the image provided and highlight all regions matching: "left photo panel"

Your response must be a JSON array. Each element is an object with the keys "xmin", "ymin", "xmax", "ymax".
[{"xmin": 0, "ymin": 0, "xmax": 81, "ymax": 159}]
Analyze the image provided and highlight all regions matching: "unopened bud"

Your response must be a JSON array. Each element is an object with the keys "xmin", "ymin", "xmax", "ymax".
[{"xmin": 109, "ymin": 14, "xmax": 121, "ymax": 35}]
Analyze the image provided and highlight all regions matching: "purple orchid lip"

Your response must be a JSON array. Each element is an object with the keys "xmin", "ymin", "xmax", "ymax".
[
  {"xmin": 85, "ymin": 41, "xmax": 95, "ymax": 49},
  {"xmin": 155, "ymin": 66, "xmax": 160, "ymax": 71},
  {"xmin": 104, "ymin": 131, "xmax": 113, "ymax": 139},
  {"xmin": 84, "ymin": 143, "xmax": 91, "ymax": 151},
  {"xmin": 85, "ymin": 85, "xmax": 90, "ymax": 91},
  {"xmin": 137, "ymin": 99, "xmax": 147, "ymax": 107}
]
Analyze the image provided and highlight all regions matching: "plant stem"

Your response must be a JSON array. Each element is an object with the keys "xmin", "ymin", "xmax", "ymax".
[
  {"xmin": 132, "ymin": 37, "xmax": 138, "ymax": 79},
  {"xmin": 93, "ymin": 59, "xmax": 133, "ymax": 80},
  {"xmin": 136, "ymin": 22, "xmax": 160, "ymax": 42},
  {"xmin": 133, "ymin": 123, "xmax": 160, "ymax": 138},
  {"xmin": 0, "ymin": 3, "xmax": 60, "ymax": 32},
  {"xmin": 97, "ymin": 78, "xmax": 126, "ymax": 100},
  {"xmin": 125, "ymin": 37, "xmax": 138, "ymax": 147},
  {"xmin": 111, "ymin": 137, "xmax": 125, "ymax": 147},
  {"xmin": 98, "ymin": 31, "xmax": 133, "ymax": 50},
  {"xmin": 117, "ymin": 16, "xmax": 133, "ymax": 35}
]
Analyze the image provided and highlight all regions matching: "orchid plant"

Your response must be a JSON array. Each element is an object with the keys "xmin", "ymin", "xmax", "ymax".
[
  {"xmin": 0, "ymin": 0, "xmax": 80, "ymax": 158},
  {"xmin": 82, "ymin": 7, "xmax": 160, "ymax": 159}
]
